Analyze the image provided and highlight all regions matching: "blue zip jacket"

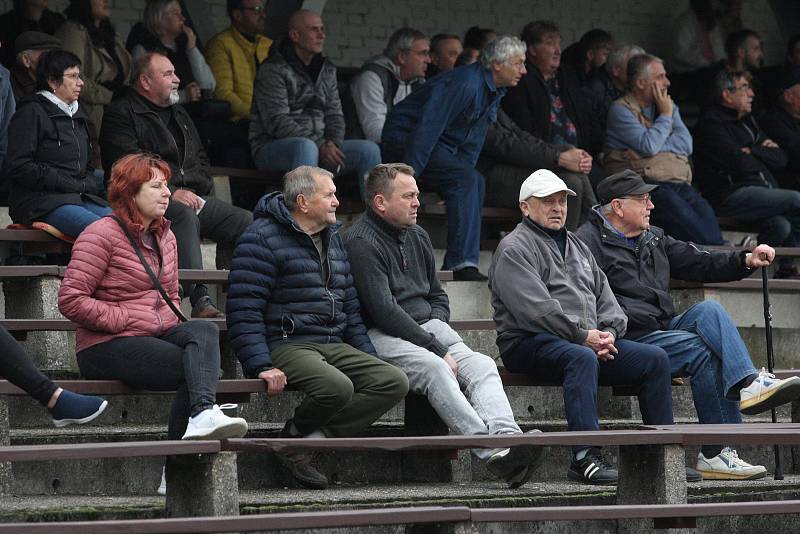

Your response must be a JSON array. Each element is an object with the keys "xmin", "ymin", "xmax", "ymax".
[
  {"xmin": 381, "ymin": 62, "xmax": 504, "ymax": 174},
  {"xmin": 226, "ymin": 192, "xmax": 376, "ymax": 377}
]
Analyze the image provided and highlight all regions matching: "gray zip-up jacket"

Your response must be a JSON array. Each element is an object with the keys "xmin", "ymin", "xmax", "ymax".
[
  {"xmin": 488, "ymin": 217, "xmax": 627, "ymax": 355},
  {"xmin": 249, "ymin": 39, "xmax": 344, "ymax": 151}
]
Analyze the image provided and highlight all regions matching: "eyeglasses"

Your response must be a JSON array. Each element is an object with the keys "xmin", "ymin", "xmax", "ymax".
[
  {"xmin": 728, "ymin": 83, "xmax": 751, "ymax": 93},
  {"xmin": 239, "ymin": 4, "xmax": 265, "ymax": 13},
  {"xmin": 622, "ymin": 194, "xmax": 651, "ymax": 205}
]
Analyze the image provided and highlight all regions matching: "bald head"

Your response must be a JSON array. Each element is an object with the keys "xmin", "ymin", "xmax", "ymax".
[{"xmin": 287, "ymin": 9, "xmax": 325, "ymax": 63}]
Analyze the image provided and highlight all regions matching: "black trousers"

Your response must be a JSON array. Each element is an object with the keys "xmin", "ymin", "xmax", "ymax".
[{"xmin": 0, "ymin": 325, "xmax": 57, "ymax": 406}]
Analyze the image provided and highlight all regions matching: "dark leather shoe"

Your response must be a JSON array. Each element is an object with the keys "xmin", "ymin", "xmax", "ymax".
[
  {"xmin": 191, "ymin": 296, "xmax": 223, "ymax": 318},
  {"xmin": 686, "ymin": 466, "xmax": 703, "ymax": 482},
  {"xmin": 453, "ymin": 266, "xmax": 488, "ymax": 281},
  {"xmin": 276, "ymin": 450, "xmax": 329, "ymax": 489}
]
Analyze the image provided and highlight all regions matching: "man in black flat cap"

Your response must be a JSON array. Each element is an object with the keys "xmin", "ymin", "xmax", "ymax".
[
  {"xmin": 576, "ymin": 170, "xmax": 800, "ymax": 481},
  {"xmin": 11, "ymin": 31, "xmax": 62, "ymax": 101},
  {"xmin": 762, "ymin": 66, "xmax": 800, "ymax": 181}
]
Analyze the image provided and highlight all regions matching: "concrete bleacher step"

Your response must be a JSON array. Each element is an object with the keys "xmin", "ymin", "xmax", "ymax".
[{"xmin": 2, "ymin": 480, "xmax": 800, "ymax": 533}]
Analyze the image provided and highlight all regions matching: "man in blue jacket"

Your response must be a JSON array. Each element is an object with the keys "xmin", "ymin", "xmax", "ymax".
[
  {"xmin": 382, "ymin": 35, "xmax": 527, "ymax": 281},
  {"xmin": 226, "ymin": 165, "xmax": 409, "ymax": 490}
]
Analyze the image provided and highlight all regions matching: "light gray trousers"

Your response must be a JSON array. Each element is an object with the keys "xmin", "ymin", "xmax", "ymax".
[{"xmin": 369, "ymin": 319, "xmax": 521, "ymax": 460}]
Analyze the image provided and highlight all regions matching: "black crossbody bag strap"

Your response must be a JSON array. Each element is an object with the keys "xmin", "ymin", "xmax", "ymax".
[{"xmin": 110, "ymin": 216, "xmax": 187, "ymax": 322}]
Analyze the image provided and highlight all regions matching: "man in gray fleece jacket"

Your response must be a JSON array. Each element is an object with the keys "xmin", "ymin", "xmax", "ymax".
[
  {"xmin": 344, "ymin": 163, "xmax": 543, "ymax": 489},
  {"xmin": 489, "ymin": 169, "xmax": 673, "ymax": 485}
]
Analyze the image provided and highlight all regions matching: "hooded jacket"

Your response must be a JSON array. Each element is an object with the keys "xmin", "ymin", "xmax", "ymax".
[
  {"xmin": 100, "ymin": 87, "xmax": 214, "ymax": 196},
  {"xmin": 693, "ymin": 104, "xmax": 788, "ymax": 206},
  {"xmin": 226, "ymin": 192, "xmax": 375, "ymax": 378},
  {"xmin": 249, "ymin": 38, "xmax": 344, "ymax": 151},
  {"xmin": 344, "ymin": 54, "xmax": 422, "ymax": 142},
  {"xmin": 575, "ymin": 209, "xmax": 751, "ymax": 339},
  {"xmin": 4, "ymin": 94, "xmax": 106, "ymax": 225},
  {"xmin": 489, "ymin": 216, "xmax": 626, "ymax": 356},
  {"xmin": 58, "ymin": 215, "xmax": 181, "ymax": 353}
]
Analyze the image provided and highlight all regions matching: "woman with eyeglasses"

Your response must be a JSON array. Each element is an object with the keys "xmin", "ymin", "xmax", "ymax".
[{"xmin": 3, "ymin": 49, "xmax": 111, "ymax": 239}]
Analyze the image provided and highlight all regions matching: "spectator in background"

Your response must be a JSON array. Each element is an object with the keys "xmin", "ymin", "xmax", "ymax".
[
  {"xmin": 458, "ymin": 26, "xmax": 495, "ymax": 70},
  {"xmin": 762, "ymin": 66, "xmax": 800, "ymax": 182},
  {"xmin": 4, "ymin": 50, "xmax": 110, "ymax": 238},
  {"xmin": 344, "ymin": 27, "xmax": 429, "ymax": 143},
  {"xmin": 561, "ymin": 28, "xmax": 613, "ymax": 86},
  {"xmin": 0, "ymin": 322, "xmax": 107, "ymax": 426},
  {"xmin": 58, "ymin": 152, "xmax": 249, "ymax": 448},
  {"xmin": 694, "ymin": 70, "xmax": 800, "ymax": 277},
  {"xmin": 604, "ymin": 53, "xmax": 724, "ymax": 245},
  {"xmin": 668, "ymin": 0, "xmax": 727, "ymax": 73},
  {"xmin": 126, "ymin": 0, "xmax": 215, "ymax": 105},
  {"xmin": 583, "ymin": 44, "xmax": 645, "ymax": 132},
  {"xmin": 428, "ymin": 33, "xmax": 461, "ymax": 77},
  {"xmin": 786, "ymin": 34, "xmax": 800, "ymax": 67},
  {"xmin": 0, "ymin": 60, "xmax": 14, "ymax": 175},
  {"xmin": 0, "ymin": 0, "xmax": 65, "ymax": 68},
  {"xmin": 344, "ymin": 163, "xmax": 544, "ymax": 489},
  {"xmin": 382, "ymin": 36, "xmax": 527, "ymax": 281},
  {"xmin": 56, "ymin": 0, "xmax": 132, "ymax": 139},
  {"xmin": 225, "ymin": 166, "xmax": 408, "ymax": 490},
  {"xmin": 206, "ymin": 0, "xmax": 271, "ymax": 124},
  {"xmin": 502, "ymin": 21, "xmax": 605, "ymax": 184},
  {"xmin": 101, "ymin": 52, "xmax": 252, "ymax": 317},
  {"xmin": 480, "ymin": 107, "xmax": 595, "ymax": 229},
  {"xmin": 454, "ymin": 47, "xmax": 479, "ymax": 67},
  {"xmin": 250, "ymin": 10, "xmax": 380, "ymax": 194},
  {"xmin": 10, "ymin": 31, "xmax": 61, "ymax": 101}
]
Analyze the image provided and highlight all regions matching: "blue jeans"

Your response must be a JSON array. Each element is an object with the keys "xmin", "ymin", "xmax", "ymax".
[
  {"xmin": 252, "ymin": 137, "xmax": 381, "ymax": 197},
  {"xmin": 716, "ymin": 186, "xmax": 800, "ymax": 247},
  {"xmin": 501, "ymin": 333, "xmax": 673, "ymax": 453},
  {"xmin": 39, "ymin": 201, "xmax": 112, "ymax": 238},
  {"xmin": 634, "ymin": 301, "xmax": 756, "ymax": 426},
  {"xmin": 384, "ymin": 143, "xmax": 483, "ymax": 270},
  {"xmin": 650, "ymin": 182, "xmax": 723, "ymax": 245}
]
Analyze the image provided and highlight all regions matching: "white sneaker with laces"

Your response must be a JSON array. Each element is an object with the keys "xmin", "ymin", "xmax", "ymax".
[
  {"xmin": 740, "ymin": 368, "xmax": 800, "ymax": 415},
  {"xmin": 696, "ymin": 447, "xmax": 767, "ymax": 480},
  {"xmin": 181, "ymin": 404, "xmax": 248, "ymax": 440},
  {"xmin": 157, "ymin": 466, "xmax": 166, "ymax": 496}
]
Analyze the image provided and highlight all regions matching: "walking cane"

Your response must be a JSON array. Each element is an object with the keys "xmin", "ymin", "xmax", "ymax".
[{"xmin": 762, "ymin": 266, "xmax": 784, "ymax": 480}]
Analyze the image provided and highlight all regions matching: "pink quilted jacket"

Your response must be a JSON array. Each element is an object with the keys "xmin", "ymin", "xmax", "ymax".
[{"xmin": 58, "ymin": 215, "xmax": 182, "ymax": 353}]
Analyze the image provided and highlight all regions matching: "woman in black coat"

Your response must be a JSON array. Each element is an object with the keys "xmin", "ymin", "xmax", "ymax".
[{"xmin": 3, "ymin": 49, "xmax": 111, "ymax": 238}]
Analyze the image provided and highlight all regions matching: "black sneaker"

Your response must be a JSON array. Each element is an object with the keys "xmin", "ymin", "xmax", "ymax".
[
  {"xmin": 485, "ymin": 430, "xmax": 546, "ymax": 489},
  {"xmin": 567, "ymin": 449, "xmax": 618, "ymax": 485},
  {"xmin": 453, "ymin": 267, "xmax": 488, "ymax": 281},
  {"xmin": 686, "ymin": 466, "xmax": 703, "ymax": 483}
]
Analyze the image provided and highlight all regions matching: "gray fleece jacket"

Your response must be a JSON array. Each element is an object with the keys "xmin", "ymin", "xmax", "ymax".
[{"xmin": 488, "ymin": 217, "xmax": 627, "ymax": 355}]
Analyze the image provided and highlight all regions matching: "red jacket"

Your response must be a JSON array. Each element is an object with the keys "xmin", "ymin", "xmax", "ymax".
[{"xmin": 58, "ymin": 214, "xmax": 181, "ymax": 353}]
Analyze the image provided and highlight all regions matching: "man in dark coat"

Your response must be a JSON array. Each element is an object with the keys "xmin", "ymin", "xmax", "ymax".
[
  {"xmin": 577, "ymin": 170, "xmax": 800, "ymax": 480},
  {"xmin": 761, "ymin": 66, "xmax": 800, "ymax": 182},
  {"xmin": 226, "ymin": 165, "xmax": 408, "ymax": 490},
  {"xmin": 101, "ymin": 52, "xmax": 252, "ymax": 317}
]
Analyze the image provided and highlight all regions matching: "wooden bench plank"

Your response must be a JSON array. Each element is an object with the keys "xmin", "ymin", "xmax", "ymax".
[{"xmin": 0, "ymin": 440, "xmax": 220, "ymax": 462}]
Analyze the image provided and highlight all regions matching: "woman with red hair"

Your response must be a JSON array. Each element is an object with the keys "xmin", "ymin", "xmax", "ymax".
[{"xmin": 58, "ymin": 152, "xmax": 248, "ymax": 450}]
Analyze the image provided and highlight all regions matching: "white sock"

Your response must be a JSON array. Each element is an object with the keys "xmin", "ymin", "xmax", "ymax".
[{"xmin": 304, "ymin": 429, "xmax": 327, "ymax": 439}]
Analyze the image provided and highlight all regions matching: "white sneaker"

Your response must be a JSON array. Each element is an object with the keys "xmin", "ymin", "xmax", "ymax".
[
  {"xmin": 157, "ymin": 466, "xmax": 166, "ymax": 496},
  {"xmin": 740, "ymin": 368, "xmax": 800, "ymax": 415},
  {"xmin": 696, "ymin": 447, "xmax": 767, "ymax": 480},
  {"xmin": 181, "ymin": 404, "xmax": 248, "ymax": 440}
]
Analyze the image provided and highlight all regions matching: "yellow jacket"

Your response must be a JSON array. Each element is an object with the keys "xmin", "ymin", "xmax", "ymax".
[{"xmin": 206, "ymin": 26, "xmax": 272, "ymax": 123}]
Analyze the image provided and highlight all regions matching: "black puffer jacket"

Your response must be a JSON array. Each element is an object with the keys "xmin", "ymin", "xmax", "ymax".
[
  {"xmin": 693, "ymin": 105, "xmax": 788, "ymax": 206},
  {"xmin": 226, "ymin": 192, "xmax": 375, "ymax": 377},
  {"xmin": 575, "ymin": 210, "xmax": 751, "ymax": 339},
  {"xmin": 4, "ymin": 94, "xmax": 106, "ymax": 225},
  {"xmin": 100, "ymin": 87, "xmax": 214, "ymax": 196}
]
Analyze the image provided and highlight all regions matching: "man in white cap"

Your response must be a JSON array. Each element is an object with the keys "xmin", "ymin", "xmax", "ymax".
[{"xmin": 488, "ymin": 168, "xmax": 674, "ymax": 485}]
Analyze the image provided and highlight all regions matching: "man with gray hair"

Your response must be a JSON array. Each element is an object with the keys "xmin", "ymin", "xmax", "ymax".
[
  {"xmin": 344, "ymin": 163, "xmax": 544, "ymax": 488},
  {"xmin": 604, "ymin": 53, "xmax": 724, "ymax": 245},
  {"xmin": 583, "ymin": 44, "xmax": 645, "ymax": 132},
  {"xmin": 382, "ymin": 35, "xmax": 527, "ymax": 281},
  {"xmin": 226, "ymin": 166, "xmax": 409, "ymax": 490},
  {"xmin": 344, "ymin": 27, "xmax": 430, "ymax": 143}
]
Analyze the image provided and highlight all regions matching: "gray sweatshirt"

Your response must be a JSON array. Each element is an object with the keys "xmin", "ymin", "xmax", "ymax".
[{"xmin": 489, "ymin": 217, "xmax": 627, "ymax": 355}]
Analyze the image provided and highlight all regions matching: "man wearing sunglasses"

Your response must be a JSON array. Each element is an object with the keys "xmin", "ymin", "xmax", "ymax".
[{"xmin": 577, "ymin": 170, "xmax": 800, "ymax": 481}]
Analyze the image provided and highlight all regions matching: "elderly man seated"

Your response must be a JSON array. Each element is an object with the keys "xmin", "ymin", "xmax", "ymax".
[
  {"xmin": 488, "ymin": 169, "xmax": 674, "ymax": 485},
  {"xmin": 577, "ymin": 170, "xmax": 800, "ymax": 480}
]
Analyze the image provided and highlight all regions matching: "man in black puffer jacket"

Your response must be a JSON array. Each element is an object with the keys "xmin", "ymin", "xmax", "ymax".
[
  {"xmin": 577, "ymin": 170, "xmax": 800, "ymax": 481},
  {"xmin": 226, "ymin": 165, "xmax": 408, "ymax": 490}
]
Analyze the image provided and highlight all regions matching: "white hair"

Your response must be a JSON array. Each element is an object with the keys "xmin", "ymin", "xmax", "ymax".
[{"xmin": 480, "ymin": 35, "xmax": 525, "ymax": 68}]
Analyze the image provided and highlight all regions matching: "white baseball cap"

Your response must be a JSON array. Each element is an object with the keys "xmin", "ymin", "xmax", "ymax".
[{"xmin": 518, "ymin": 169, "xmax": 577, "ymax": 202}]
